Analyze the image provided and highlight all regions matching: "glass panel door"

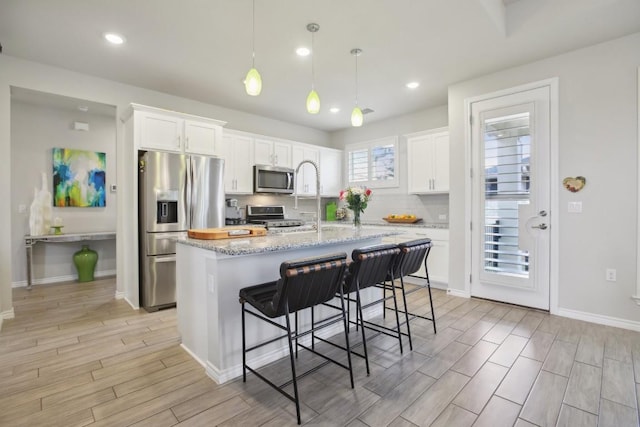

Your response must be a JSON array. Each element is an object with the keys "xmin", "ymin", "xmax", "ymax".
[
  {"xmin": 470, "ymin": 84, "xmax": 552, "ymax": 310},
  {"xmin": 483, "ymin": 113, "xmax": 531, "ymax": 278}
]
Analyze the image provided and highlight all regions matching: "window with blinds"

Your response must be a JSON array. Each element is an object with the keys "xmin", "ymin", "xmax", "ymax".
[
  {"xmin": 483, "ymin": 113, "xmax": 531, "ymax": 277},
  {"xmin": 345, "ymin": 137, "xmax": 398, "ymax": 188}
]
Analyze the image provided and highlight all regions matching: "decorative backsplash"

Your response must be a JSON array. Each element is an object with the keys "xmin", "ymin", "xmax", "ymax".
[{"xmin": 231, "ymin": 193, "xmax": 449, "ymax": 225}]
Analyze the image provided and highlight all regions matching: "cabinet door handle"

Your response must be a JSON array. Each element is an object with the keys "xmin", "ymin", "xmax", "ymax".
[
  {"xmin": 275, "ymin": 154, "xmax": 278, "ymax": 165},
  {"xmin": 177, "ymin": 135, "xmax": 181, "ymax": 148},
  {"xmin": 185, "ymin": 136, "xmax": 189, "ymax": 149}
]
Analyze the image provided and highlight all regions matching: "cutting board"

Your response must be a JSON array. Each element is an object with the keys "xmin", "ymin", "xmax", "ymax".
[{"xmin": 187, "ymin": 226, "xmax": 267, "ymax": 240}]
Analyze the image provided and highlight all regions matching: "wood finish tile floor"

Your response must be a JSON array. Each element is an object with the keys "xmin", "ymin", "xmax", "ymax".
[{"xmin": 2, "ymin": 278, "xmax": 640, "ymax": 426}]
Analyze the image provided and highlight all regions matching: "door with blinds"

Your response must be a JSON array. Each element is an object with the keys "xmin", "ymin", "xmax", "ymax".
[{"xmin": 470, "ymin": 85, "xmax": 551, "ymax": 310}]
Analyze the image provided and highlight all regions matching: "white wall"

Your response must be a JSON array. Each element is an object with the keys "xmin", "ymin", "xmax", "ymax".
[
  {"xmin": 448, "ymin": 32, "xmax": 640, "ymax": 323},
  {"xmin": 0, "ymin": 54, "xmax": 331, "ymax": 318},
  {"xmin": 330, "ymin": 105, "xmax": 450, "ymax": 223},
  {"xmin": 11, "ymin": 101, "xmax": 117, "ymax": 284}
]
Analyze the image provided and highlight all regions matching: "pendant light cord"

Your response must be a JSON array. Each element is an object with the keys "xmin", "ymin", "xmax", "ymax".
[
  {"xmin": 354, "ymin": 51, "xmax": 359, "ymax": 106},
  {"xmin": 311, "ymin": 31, "xmax": 315, "ymax": 90},
  {"xmin": 251, "ymin": 0, "xmax": 256, "ymax": 67}
]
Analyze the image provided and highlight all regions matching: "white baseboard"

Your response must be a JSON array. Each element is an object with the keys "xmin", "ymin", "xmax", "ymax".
[
  {"xmin": 123, "ymin": 297, "xmax": 139, "ymax": 310},
  {"xmin": 180, "ymin": 343, "xmax": 207, "ymax": 369},
  {"xmin": 556, "ymin": 307, "xmax": 640, "ymax": 332},
  {"xmin": 447, "ymin": 288, "xmax": 471, "ymax": 298},
  {"xmin": 11, "ymin": 270, "xmax": 116, "ymax": 288},
  {"xmin": 200, "ymin": 304, "xmax": 382, "ymax": 385},
  {"xmin": 1, "ymin": 307, "xmax": 14, "ymax": 320},
  {"xmin": 114, "ymin": 290, "xmax": 126, "ymax": 300}
]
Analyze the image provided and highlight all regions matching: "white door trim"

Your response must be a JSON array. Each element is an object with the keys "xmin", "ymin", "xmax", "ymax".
[
  {"xmin": 463, "ymin": 78, "xmax": 559, "ymax": 313},
  {"xmin": 634, "ymin": 67, "xmax": 640, "ymax": 306}
]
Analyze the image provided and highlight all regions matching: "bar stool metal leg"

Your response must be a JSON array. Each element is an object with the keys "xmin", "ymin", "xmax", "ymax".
[
  {"xmin": 284, "ymin": 309, "xmax": 301, "ymax": 425},
  {"xmin": 242, "ymin": 302, "xmax": 247, "ymax": 382}
]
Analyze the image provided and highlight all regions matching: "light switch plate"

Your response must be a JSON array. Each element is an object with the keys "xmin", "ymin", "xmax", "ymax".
[{"xmin": 568, "ymin": 201, "xmax": 582, "ymax": 213}]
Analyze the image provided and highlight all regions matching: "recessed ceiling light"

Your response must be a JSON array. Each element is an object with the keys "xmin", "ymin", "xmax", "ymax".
[
  {"xmin": 329, "ymin": 107, "xmax": 340, "ymax": 113},
  {"xmin": 406, "ymin": 82, "xmax": 420, "ymax": 89},
  {"xmin": 104, "ymin": 33, "xmax": 125, "ymax": 45},
  {"xmin": 296, "ymin": 47, "xmax": 310, "ymax": 57},
  {"xmin": 77, "ymin": 105, "xmax": 89, "ymax": 112}
]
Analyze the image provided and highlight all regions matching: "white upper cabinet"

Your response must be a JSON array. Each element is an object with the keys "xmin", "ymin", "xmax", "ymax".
[
  {"xmin": 319, "ymin": 148, "xmax": 343, "ymax": 197},
  {"xmin": 220, "ymin": 133, "xmax": 254, "ymax": 194},
  {"xmin": 406, "ymin": 128, "xmax": 449, "ymax": 194},
  {"xmin": 291, "ymin": 145, "xmax": 319, "ymax": 196},
  {"xmin": 183, "ymin": 120, "xmax": 223, "ymax": 156},
  {"xmin": 254, "ymin": 138, "xmax": 292, "ymax": 168},
  {"xmin": 132, "ymin": 104, "xmax": 225, "ymax": 156}
]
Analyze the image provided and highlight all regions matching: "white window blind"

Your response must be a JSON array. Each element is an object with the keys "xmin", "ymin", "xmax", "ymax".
[{"xmin": 345, "ymin": 137, "xmax": 398, "ymax": 188}]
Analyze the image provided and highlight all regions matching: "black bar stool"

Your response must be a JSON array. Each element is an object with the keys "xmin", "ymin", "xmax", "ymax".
[
  {"xmin": 340, "ymin": 244, "xmax": 402, "ymax": 375},
  {"xmin": 239, "ymin": 252, "xmax": 352, "ymax": 425},
  {"xmin": 385, "ymin": 238, "xmax": 436, "ymax": 348}
]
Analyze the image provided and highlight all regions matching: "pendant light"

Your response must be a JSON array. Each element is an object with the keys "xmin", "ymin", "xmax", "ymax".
[
  {"xmin": 244, "ymin": 0, "xmax": 262, "ymax": 96},
  {"xmin": 351, "ymin": 48, "xmax": 364, "ymax": 127},
  {"xmin": 306, "ymin": 23, "xmax": 320, "ymax": 114}
]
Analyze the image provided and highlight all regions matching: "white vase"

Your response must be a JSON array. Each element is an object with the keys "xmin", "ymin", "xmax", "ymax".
[
  {"xmin": 29, "ymin": 187, "xmax": 43, "ymax": 236},
  {"xmin": 39, "ymin": 172, "xmax": 52, "ymax": 235}
]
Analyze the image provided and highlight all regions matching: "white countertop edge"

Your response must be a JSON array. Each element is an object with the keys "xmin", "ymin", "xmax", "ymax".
[{"xmin": 177, "ymin": 227, "xmax": 397, "ymax": 256}]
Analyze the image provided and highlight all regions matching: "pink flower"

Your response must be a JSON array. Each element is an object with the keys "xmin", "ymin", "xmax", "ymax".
[
  {"xmin": 339, "ymin": 190, "xmax": 345, "ymax": 200},
  {"xmin": 365, "ymin": 188, "xmax": 372, "ymax": 197}
]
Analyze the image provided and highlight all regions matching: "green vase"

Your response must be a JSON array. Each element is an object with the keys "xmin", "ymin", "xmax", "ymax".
[{"xmin": 73, "ymin": 245, "xmax": 98, "ymax": 282}]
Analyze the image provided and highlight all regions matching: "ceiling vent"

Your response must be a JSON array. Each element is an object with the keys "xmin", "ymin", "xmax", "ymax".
[{"xmin": 361, "ymin": 108, "xmax": 374, "ymax": 115}]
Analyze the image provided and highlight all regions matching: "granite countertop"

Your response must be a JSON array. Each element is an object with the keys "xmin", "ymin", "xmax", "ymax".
[
  {"xmin": 178, "ymin": 226, "xmax": 397, "ymax": 256},
  {"xmin": 322, "ymin": 220, "xmax": 449, "ymax": 229}
]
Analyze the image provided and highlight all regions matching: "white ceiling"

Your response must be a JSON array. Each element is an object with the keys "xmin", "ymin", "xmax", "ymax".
[{"xmin": 1, "ymin": 0, "xmax": 639, "ymax": 132}]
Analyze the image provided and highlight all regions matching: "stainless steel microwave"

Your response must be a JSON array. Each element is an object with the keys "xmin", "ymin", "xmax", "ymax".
[{"xmin": 254, "ymin": 165, "xmax": 295, "ymax": 194}]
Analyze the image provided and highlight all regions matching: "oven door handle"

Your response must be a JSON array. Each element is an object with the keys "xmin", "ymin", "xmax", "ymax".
[{"xmin": 287, "ymin": 172, "xmax": 293, "ymax": 191}]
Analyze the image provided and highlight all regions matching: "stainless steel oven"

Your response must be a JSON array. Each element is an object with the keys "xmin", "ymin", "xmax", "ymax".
[{"xmin": 254, "ymin": 165, "xmax": 295, "ymax": 194}]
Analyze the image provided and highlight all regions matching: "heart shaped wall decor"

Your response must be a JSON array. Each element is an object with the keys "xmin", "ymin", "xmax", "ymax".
[{"xmin": 562, "ymin": 176, "xmax": 586, "ymax": 192}]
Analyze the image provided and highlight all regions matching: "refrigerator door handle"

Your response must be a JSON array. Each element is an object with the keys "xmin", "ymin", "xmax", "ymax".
[{"xmin": 185, "ymin": 157, "xmax": 192, "ymax": 229}]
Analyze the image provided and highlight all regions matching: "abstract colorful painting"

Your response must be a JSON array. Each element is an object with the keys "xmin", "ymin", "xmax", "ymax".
[{"xmin": 52, "ymin": 148, "xmax": 106, "ymax": 207}]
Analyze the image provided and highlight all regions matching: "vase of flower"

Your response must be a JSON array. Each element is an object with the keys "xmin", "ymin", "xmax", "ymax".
[
  {"xmin": 339, "ymin": 186, "xmax": 372, "ymax": 233},
  {"xmin": 353, "ymin": 209, "xmax": 362, "ymax": 232}
]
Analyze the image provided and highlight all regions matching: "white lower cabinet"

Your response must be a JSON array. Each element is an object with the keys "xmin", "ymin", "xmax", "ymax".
[
  {"xmin": 382, "ymin": 227, "xmax": 449, "ymax": 285},
  {"xmin": 329, "ymin": 223, "xmax": 449, "ymax": 285}
]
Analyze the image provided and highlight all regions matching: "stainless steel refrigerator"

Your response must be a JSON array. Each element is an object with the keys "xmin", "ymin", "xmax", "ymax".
[{"xmin": 138, "ymin": 150, "xmax": 225, "ymax": 311}]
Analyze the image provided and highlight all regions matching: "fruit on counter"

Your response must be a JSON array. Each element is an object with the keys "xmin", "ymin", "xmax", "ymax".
[{"xmin": 387, "ymin": 214, "xmax": 417, "ymax": 219}]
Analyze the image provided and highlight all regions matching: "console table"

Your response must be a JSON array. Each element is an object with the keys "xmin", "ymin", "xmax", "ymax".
[{"xmin": 24, "ymin": 232, "xmax": 116, "ymax": 289}]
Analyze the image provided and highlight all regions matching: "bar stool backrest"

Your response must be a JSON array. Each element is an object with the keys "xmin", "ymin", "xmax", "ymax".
[
  {"xmin": 345, "ymin": 244, "xmax": 400, "ymax": 294},
  {"xmin": 392, "ymin": 238, "xmax": 432, "ymax": 278},
  {"xmin": 271, "ymin": 252, "xmax": 348, "ymax": 315}
]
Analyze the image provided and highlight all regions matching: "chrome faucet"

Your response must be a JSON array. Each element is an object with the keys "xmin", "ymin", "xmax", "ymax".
[{"xmin": 293, "ymin": 160, "xmax": 321, "ymax": 233}]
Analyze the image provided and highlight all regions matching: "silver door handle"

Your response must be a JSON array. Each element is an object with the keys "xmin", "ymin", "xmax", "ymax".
[{"xmin": 531, "ymin": 223, "xmax": 548, "ymax": 230}]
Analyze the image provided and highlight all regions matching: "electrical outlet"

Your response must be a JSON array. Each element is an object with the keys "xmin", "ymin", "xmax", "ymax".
[
  {"xmin": 110, "ymin": 184, "xmax": 117, "ymax": 193},
  {"xmin": 606, "ymin": 268, "xmax": 617, "ymax": 282}
]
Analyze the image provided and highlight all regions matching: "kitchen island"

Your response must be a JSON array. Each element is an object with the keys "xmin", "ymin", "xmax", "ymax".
[{"xmin": 176, "ymin": 226, "xmax": 396, "ymax": 384}]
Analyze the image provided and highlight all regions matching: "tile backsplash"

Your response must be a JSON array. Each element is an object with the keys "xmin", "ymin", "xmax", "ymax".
[{"xmin": 229, "ymin": 193, "xmax": 449, "ymax": 225}]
